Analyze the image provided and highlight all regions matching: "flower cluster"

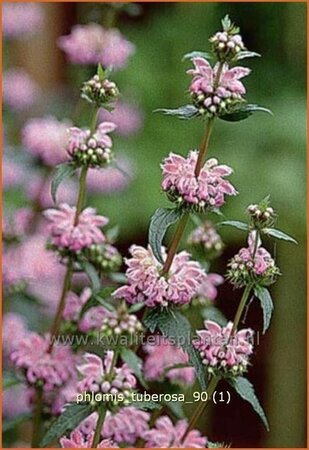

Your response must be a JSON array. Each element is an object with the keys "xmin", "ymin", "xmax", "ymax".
[
  {"xmin": 11, "ymin": 332, "xmax": 76, "ymax": 391},
  {"xmin": 77, "ymin": 352, "xmax": 136, "ymax": 406},
  {"xmin": 100, "ymin": 306, "xmax": 143, "ymax": 338},
  {"xmin": 2, "ymin": 2, "xmax": 44, "ymax": 39},
  {"xmin": 84, "ymin": 243, "xmax": 122, "ymax": 274},
  {"xmin": 67, "ymin": 122, "xmax": 116, "ymax": 168},
  {"xmin": 44, "ymin": 203, "xmax": 108, "ymax": 254},
  {"xmin": 209, "ymin": 16, "xmax": 245, "ymax": 61},
  {"xmin": 58, "ymin": 24, "xmax": 135, "ymax": 69},
  {"xmin": 161, "ymin": 151, "xmax": 237, "ymax": 212},
  {"xmin": 113, "ymin": 245, "xmax": 208, "ymax": 307},
  {"xmin": 81, "ymin": 74, "xmax": 119, "ymax": 107},
  {"xmin": 143, "ymin": 336, "xmax": 195, "ymax": 386},
  {"xmin": 188, "ymin": 220, "xmax": 224, "ymax": 259},
  {"xmin": 103, "ymin": 407, "xmax": 150, "ymax": 444},
  {"xmin": 188, "ymin": 57, "xmax": 250, "ymax": 117},
  {"xmin": 60, "ymin": 430, "xmax": 117, "ymax": 448},
  {"xmin": 227, "ymin": 232, "xmax": 280, "ymax": 287},
  {"xmin": 193, "ymin": 320, "xmax": 254, "ymax": 377},
  {"xmin": 247, "ymin": 202, "xmax": 276, "ymax": 229},
  {"xmin": 143, "ymin": 416, "xmax": 207, "ymax": 448},
  {"xmin": 22, "ymin": 116, "xmax": 71, "ymax": 166}
]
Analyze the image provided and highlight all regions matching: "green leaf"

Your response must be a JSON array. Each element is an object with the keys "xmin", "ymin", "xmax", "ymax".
[
  {"xmin": 155, "ymin": 105, "xmax": 199, "ymax": 120},
  {"xmin": 163, "ymin": 399, "xmax": 185, "ymax": 419},
  {"xmin": 229, "ymin": 377, "xmax": 269, "ymax": 431},
  {"xmin": 263, "ymin": 228, "xmax": 297, "ymax": 244},
  {"xmin": 144, "ymin": 308, "xmax": 207, "ymax": 391},
  {"xmin": 110, "ymin": 272, "xmax": 127, "ymax": 284},
  {"xmin": 106, "ymin": 225, "xmax": 120, "ymax": 243},
  {"xmin": 254, "ymin": 286, "xmax": 274, "ymax": 334},
  {"xmin": 97, "ymin": 63, "xmax": 105, "ymax": 80},
  {"xmin": 121, "ymin": 348, "xmax": 148, "ymax": 389},
  {"xmin": 221, "ymin": 14, "xmax": 232, "ymax": 30},
  {"xmin": 3, "ymin": 413, "xmax": 32, "ymax": 432},
  {"xmin": 40, "ymin": 403, "xmax": 93, "ymax": 447},
  {"xmin": 80, "ymin": 287, "xmax": 116, "ymax": 316},
  {"xmin": 182, "ymin": 51, "xmax": 213, "ymax": 61},
  {"xmin": 79, "ymin": 260, "xmax": 101, "ymax": 294},
  {"xmin": 219, "ymin": 220, "xmax": 249, "ymax": 231},
  {"xmin": 3, "ymin": 372, "xmax": 21, "ymax": 390},
  {"xmin": 235, "ymin": 51, "xmax": 261, "ymax": 61},
  {"xmin": 202, "ymin": 305, "xmax": 228, "ymax": 326},
  {"xmin": 51, "ymin": 164, "xmax": 76, "ymax": 204},
  {"xmin": 131, "ymin": 400, "xmax": 161, "ymax": 411},
  {"xmin": 148, "ymin": 208, "xmax": 183, "ymax": 264},
  {"xmin": 220, "ymin": 104, "xmax": 273, "ymax": 123}
]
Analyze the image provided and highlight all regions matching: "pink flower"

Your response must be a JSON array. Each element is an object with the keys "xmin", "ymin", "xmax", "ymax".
[
  {"xmin": 142, "ymin": 416, "xmax": 207, "ymax": 448},
  {"xmin": 197, "ymin": 273, "xmax": 224, "ymax": 302},
  {"xmin": 161, "ymin": 151, "xmax": 237, "ymax": 211},
  {"xmin": 227, "ymin": 231, "xmax": 280, "ymax": 287},
  {"xmin": 3, "ymin": 69, "xmax": 39, "ymax": 111},
  {"xmin": 193, "ymin": 320, "xmax": 254, "ymax": 376},
  {"xmin": 67, "ymin": 122, "xmax": 116, "ymax": 168},
  {"xmin": 2, "ymin": 2, "xmax": 44, "ymax": 38},
  {"xmin": 63, "ymin": 288, "xmax": 92, "ymax": 322},
  {"xmin": 113, "ymin": 245, "xmax": 208, "ymax": 307},
  {"xmin": 99, "ymin": 102, "xmax": 143, "ymax": 137},
  {"xmin": 143, "ymin": 336, "xmax": 195, "ymax": 386},
  {"xmin": 87, "ymin": 157, "xmax": 135, "ymax": 194},
  {"xmin": 103, "ymin": 407, "xmax": 150, "ymax": 444},
  {"xmin": 22, "ymin": 116, "xmax": 71, "ymax": 166},
  {"xmin": 60, "ymin": 430, "xmax": 118, "ymax": 448},
  {"xmin": 58, "ymin": 24, "xmax": 134, "ymax": 70},
  {"xmin": 77, "ymin": 352, "xmax": 136, "ymax": 395},
  {"xmin": 187, "ymin": 57, "xmax": 250, "ymax": 116},
  {"xmin": 43, "ymin": 203, "xmax": 108, "ymax": 252},
  {"xmin": 3, "ymin": 385, "xmax": 31, "ymax": 418},
  {"xmin": 188, "ymin": 57, "xmax": 250, "ymax": 96},
  {"xmin": 11, "ymin": 332, "xmax": 76, "ymax": 391}
]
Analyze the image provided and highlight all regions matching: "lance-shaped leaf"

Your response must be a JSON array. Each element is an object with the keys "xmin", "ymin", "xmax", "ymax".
[
  {"xmin": 228, "ymin": 376, "xmax": 269, "ymax": 431},
  {"xmin": 148, "ymin": 208, "xmax": 183, "ymax": 264},
  {"xmin": 254, "ymin": 286, "xmax": 274, "ymax": 334},
  {"xmin": 51, "ymin": 163, "xmax": 76, "ymax": 204},
  {"xmin": 202, "ymin": 305, "xmax": 228, "ymax": 327},
  {"xmin": 121, "ymin": 348, "xmax": 148, "ymax": 389},
  {"xmin": 218, "ymin": 220, "xmax": 249, "ymax": 231},
  {"xmin": 144, "ymin": 308, "xmax": 207, "ymax": 390},
  {"xmin": 131, "ymin": 400, "xmax": 161, "ymax": 411},
  {"xmin": 220, "ymin": 104, "xmax": 273, "ymax": 123},
  {"xmin": 40, "ymin": 403, "xmax": 94, "ymax": 447},
  {"xmin": 155, "ymin": 105, "xmax": 199, "ymax": 120},
  {"xmin": 79, "ymin": 287, "xmax": 116, "ymax": 316},
  {"xmin": 235, "ymin": 50, "xmax": 261, "ymax": 61},
  {"xmin": 263, "ymin": 228, "xmax": 298, "ymax": 244},
  {"xmin": 182, "ymin": 51, "xmax": 213, "ymax": 61}
]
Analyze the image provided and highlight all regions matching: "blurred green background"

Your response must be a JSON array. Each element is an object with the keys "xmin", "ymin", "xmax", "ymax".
[{"xmin": 5, "ymin": 2, "xmax": 306, "ymax": 447}]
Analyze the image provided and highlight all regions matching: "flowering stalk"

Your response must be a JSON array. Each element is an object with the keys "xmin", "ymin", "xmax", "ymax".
[
  {"xmin": 92, "ymin": 405, "xmax": 107, "ymax": 448},
  {"xmin": 31, "ymin": 385, "xmax": 43, "ymax": 448}
]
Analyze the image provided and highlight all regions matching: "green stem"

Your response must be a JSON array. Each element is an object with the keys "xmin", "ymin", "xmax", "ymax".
[
  {"xmin": 161, "ymin": 212, "xmax": 190, "ymax": 275},
  {"xmin": 74, "ymin": 165, "xmax": 88, "ymax": 225},
  {"xmin": 194, "ymin": 118, "xmax": 215, "ymax": 177},
  {"xmin": 252, "ymin": 230, "xmax": 260, "ymax": 259},
  {"xmin": 48, "ymin": 262, "xmax": 73, "ymax": 352},
  {"xmin": 91, "ymin": 405, "xmax": 107, "ymax": 448},
  {"xmin": 31, "ymin": 386, "xmax": 43, "ymax": 448},
  {"xmin": 182, "ymin": 376, "xmax": 218, "ymax": 441},
  {"xmin": 230, "ymin": 283, "xmax": 253, "ymax": 336},
  {"xmin": 90, "ymin": 107, "xmax": 99, "ymax": 134}
]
